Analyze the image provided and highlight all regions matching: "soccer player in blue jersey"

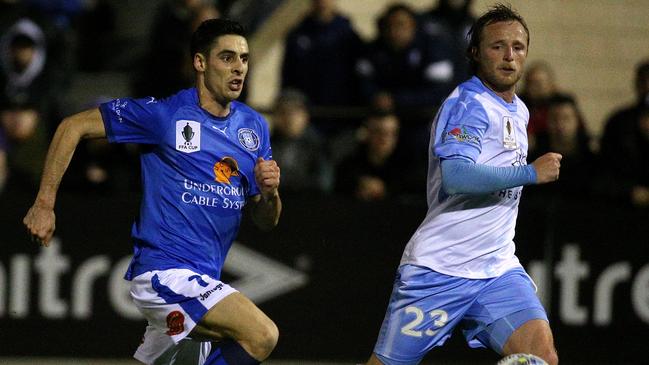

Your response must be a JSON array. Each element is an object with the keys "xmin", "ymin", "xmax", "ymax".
[
  {"xmin": 24, "ymin": 19, "xmax": 281, "ymax": 365},
  {"xmin": 365, "ymin": 4, "xmax": 561, "ymax": 365}
]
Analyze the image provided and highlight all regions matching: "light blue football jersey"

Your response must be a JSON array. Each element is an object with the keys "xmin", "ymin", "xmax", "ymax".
[
  {"xmin": 99, "ymin": 88, "xmax": 272, "ymax": 280},
  {"xmin": 401, "ymin": 76, "xmax": 530, "ymax": 278}
]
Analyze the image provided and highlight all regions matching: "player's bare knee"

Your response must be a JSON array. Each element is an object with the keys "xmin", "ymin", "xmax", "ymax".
[{"xmin": 539, "ymin": 347, "xmax": 559, "ymax": 365}]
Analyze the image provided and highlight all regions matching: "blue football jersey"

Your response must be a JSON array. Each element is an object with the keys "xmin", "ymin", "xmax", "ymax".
[{"xmin": 99, "ymin": 88, "xmax": 272, "ymax": 280}]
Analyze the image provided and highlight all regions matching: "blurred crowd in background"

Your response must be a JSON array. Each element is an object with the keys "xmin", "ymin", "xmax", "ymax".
[{"xmin": 1, "ymin": 0, "xmax": 648, "ymax": 208}]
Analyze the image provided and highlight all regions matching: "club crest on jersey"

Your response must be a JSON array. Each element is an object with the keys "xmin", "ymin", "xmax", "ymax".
[
  {"xmin": 512, "ymin": 149, "xmax": 527, "ymax": 167},
  {"xmin": 213, "ymin": 156, "xmax": 240, "ymax": 185},
  {"xmin": 237, "ymin": 128, "xmax": 260, "ymax": 151},
  {"xmin": 176, "ymin": 120, "xmax": 201, "ymax": 153},
  {"xmin": 502, "ymin": 116, "xmax": 518, "ymax": 149}
]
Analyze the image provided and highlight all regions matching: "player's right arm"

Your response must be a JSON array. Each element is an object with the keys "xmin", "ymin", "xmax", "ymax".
[{"xmin": 23, "ymin": 108, "xmax": 106, "ymax": 246}]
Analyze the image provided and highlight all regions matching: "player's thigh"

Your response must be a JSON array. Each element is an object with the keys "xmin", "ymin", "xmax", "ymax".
[
  {"xmin": 131, "ymin": 269, "xmax": 238, "ymax": 343},
  {"xmin": 503, "ymin": 319, "xmax": 557, "ymax": 363},
  {"xmin": 466, "ymin": 268, "xmax": 550, "ymax": 353},
  {"xmin": 193, "ymin": 291, "xmax": 277, "ymax": 343},
  {"xmin": 372, "ymin": 265, "xmax": 481, "ymax": 365}
]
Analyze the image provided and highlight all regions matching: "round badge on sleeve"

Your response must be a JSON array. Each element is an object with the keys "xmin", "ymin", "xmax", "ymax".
[{"xmin": 237, "ymin": 128, "xmax": 260, "ymax": 151}]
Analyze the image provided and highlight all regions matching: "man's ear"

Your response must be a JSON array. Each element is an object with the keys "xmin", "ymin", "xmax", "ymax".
[
  {"xmin": 193, "ymin": 53, "xmax": 206, "ymax": 72},
  {"xmin": 470, "ymin": 46, "xmax": 479, "ymax": 63}
]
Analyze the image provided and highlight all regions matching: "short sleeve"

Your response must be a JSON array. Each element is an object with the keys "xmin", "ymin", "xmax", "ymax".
[
  {"xmin": 257, "ymin": 115, "xmax": 272, "ymax": 161},
  {"xmin": 248, "ymin": 114, "xmax": 273, "ymax": 197},
  {"xmin": 434, "ymin": 99, "xmax": 489, "ymax": 163},
  {"xmin": 99, "ymin": 96, "xmax": 167, "ymax": 145}
]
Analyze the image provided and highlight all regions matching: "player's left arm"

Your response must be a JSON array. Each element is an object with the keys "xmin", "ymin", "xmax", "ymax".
[
  {"xmin": 250, "ymin": 157, "xmax": 282, "ymax": 231},
  {"xmin": 441, "ymin": 158, "xmax": 537, "ymax": 195}
]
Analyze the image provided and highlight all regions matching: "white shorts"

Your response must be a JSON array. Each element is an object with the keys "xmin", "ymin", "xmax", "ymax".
[
  {"xmin": 130, "ymin": 269, "xmax": 237, "ymax": 364},
  {"xmin": 135, "ymin": 325, "xmax": 213, "ymax": 365}
]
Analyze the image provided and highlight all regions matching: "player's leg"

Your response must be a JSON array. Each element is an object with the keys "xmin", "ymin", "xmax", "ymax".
[
  {"xmin": 130, "ymin": 269, "xmax": 276, "ymax": 364},
  {"xmin": 365, "ymin": 265, "xmax": 480, "ymax": 365},
  {"xmin": 463, "ymin": 267, "xmax": 558, "ymax": 365},
  {"xmin": 190, "ymin": 291, "xmax": 279, "ymax": 362},
  {"xmin": 502, "ymin": 319, "xmax": 558, "ymax": 365}
]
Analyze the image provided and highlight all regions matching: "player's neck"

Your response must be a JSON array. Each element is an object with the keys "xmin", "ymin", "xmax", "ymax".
[
  {"xmin": 197, "ymin": 87, "xmax": 231, "ymax": 118},
  {"xmin": 478, "ymin": 76, "xmax": 516, "ymax": 103}
]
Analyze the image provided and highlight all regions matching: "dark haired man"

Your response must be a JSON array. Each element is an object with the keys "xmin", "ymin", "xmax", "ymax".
[
  {"xmin": 24, "ymin": 19, "xmax": 281, "ymax": 365},
  {"xmin": 365, "ymin": 4, "xmax": 560, "ymax": 364}
]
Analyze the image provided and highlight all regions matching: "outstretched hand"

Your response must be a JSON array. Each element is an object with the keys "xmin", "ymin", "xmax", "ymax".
[
  {"xmin": 254, "ymin": 157, "xmax": 280, "ymax": 200},
  {"xmin": 531, "ymin": 152, "xmax": 562, "ymax": 184},
  {"xmin": 23, "ymin": 204, "xmax": 56, "ymax": 247}
]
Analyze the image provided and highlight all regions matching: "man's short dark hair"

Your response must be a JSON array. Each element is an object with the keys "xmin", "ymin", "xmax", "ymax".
[
  {"xmin": 190, "ymin": 18, "xmax": 246, "ymax": 58},
  {"xmin": 466, "ymin": 3, "xmax": 529, "ymax": 74},
  {"xmin": 376, "ymin": 3, "xmax": 417, "ymax": 40}
]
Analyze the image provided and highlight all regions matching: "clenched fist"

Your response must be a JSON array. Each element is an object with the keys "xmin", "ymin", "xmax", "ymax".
[
  {"xmin": 531, "ymin": 152, "xmax": 562, "ymax": 184},
  {"xmin": 23, "ymin": 204, "xmax": 56, "ymax": 246},
  {"xmin": 254, "ymin": 157, "xmax": 280, "ymax": 200}
]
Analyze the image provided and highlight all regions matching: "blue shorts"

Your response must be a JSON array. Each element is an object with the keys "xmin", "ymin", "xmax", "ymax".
[{"xmin": 373, "ymin": 265, "xmax": 548, "ymax": 365}]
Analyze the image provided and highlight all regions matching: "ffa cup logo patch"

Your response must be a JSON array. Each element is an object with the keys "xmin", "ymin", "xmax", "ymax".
[
  {"xmin": 237, "ymin": 128, "xmax": 260, "ymax": 151},
  {"xmin": 176, "ymin": 120, "xmax": 201, "ymax": 153},
  {"xmin": 502, "ymin": 116, "xmax": 517, "ymax": 150}
]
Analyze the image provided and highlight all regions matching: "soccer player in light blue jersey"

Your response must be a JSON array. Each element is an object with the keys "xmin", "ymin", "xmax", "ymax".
[
  {"xmin": 365, "ymin": 5, "xmax": 561, "ymax": 365},
  {"xmin": 24, "ymin": 19, "xmax": 281, "ymax": 365}
]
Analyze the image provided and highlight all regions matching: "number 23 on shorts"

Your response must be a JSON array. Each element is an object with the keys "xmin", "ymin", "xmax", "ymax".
[{"xmin": 400, "ymin": 306, "xmax": 449, "ymax": 337}]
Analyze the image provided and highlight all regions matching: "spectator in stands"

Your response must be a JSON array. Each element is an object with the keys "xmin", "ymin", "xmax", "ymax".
[
  {"xmin": 600, "ymin": 60, "xmax": 649, "ymax": 207},
  {"xmin": 271, "ymin": 89, "xmax": 332, "ymax": 194},
  {"xmin": 1, "ymin": 19, "xmax": 47, "ymax": 107},
  {"xmin": 519, "ymin": 61, "xmax": 560, "ymax": 150},
  {"xmin": 528, "ymin": 94, "xmax": 595, "ymax": 198},
  {"xmin": 356, "ymin": 3, "xmax": 456, "ymax": 159},
  {"xmin": 418, "ymin": 0, "xmax": 475, "ymax": 85},
  {"xmin": 0, "ymin": 100, "xmax": 48, "ymax": 190},
  {"xmin": 281, "ymin": 0, "xmax": 363, "ymax": 136},
  {"xmin": 335, "ymin": 110, "xmax": 419, "ymax": 202},
  {"xmin": 134, "ymin": 0, "xmax": 220, "ymax": 98},
  {"xmin": 0, "ymin": 17, "xmax": 65, "ymax": 135}
]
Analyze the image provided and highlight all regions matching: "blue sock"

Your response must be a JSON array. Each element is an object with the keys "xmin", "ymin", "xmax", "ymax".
[{"xmin": 204, "ymin": 340, "xmax": 260, "ymax": 365}]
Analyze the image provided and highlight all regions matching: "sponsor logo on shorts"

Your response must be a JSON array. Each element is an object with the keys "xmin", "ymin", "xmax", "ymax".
[
  {"xmin": 199, "ymin": 283, "xmax": 224, "ymax": 301},
  {"xmin": 165, "ymin": 311, "xmax": 185, "ymax": 335}
]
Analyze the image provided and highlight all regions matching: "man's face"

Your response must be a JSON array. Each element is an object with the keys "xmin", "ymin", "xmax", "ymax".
[
  {"xmin": 367, "ymin": 115, "xmax": 399, "ymax": 158},
  {"xmin": 524, "ymin": 67, "xmax": 554, "ymax": 100},
  {"xmin": 474, "ymin": 21, "xmax": 528, "ymax": 94},
  {"xmin": 386, "ymin": 10, "xmax": 416, "ymax": 50},
  {"xmin": 11, "ymin": 45, "xmax": 35, "ymax": 72},
  {"xmin": 548, "ymin": 103, "xmax": 579, "ymax": 139},
  {"xmin": 201, "ymin": 34, "xmax": 249, "ymax": 104}
]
